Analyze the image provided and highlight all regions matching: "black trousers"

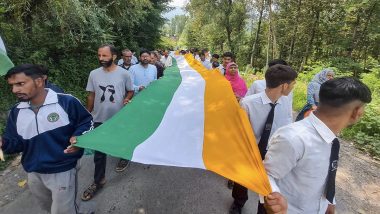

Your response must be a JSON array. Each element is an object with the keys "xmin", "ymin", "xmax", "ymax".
[
  {"xmin": 93, "ymin": 122, "xmax": 106, "ymax": 185},
  {"xmin": 232, "ymin": 182, "xmax": 267, "ymax": 214}
]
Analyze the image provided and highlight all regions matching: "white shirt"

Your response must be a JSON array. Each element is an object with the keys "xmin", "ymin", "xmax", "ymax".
[
  {"xmin": 240, "ymin": 92, "xmax": 293, "ymax": 143},
  {"xmin": 117, "ymin": 57, "xmax": 137, "ymax": 67},
  {"xmin": 218, "ymin": 65, "xmax": 225, "ymax": 75},
  {"xmin": 160, "ymin": 55, "xmax": 173, "ymax": 67},
  {"xmin": 264, "ymin": 112, "xmax": 337, "ymax": 214},
  {"xmin": 129, "ymin": 64, "xmax": 157, "ymax": 93},
  {"xmin": 246, "ymin": 79, "xmax": 293, "ymax": 119},
  {"xmin": 131, "ymin": 55, "xmax": 138, "ymax": 65},
  {"xmin": 200, "ymin": 59, "xmax": 212, "ymax": 70},
  {"xmin": 246, "ymin": 79, "xmax": 267, "ymax": 95}
]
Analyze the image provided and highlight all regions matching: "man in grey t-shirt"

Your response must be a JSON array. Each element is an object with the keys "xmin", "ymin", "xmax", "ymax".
[{"xmin": 82, "ymin": 44, "xmax": 134, "ymax": 201}]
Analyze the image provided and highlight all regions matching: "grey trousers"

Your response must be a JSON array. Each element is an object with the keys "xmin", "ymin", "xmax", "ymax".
[{"xmin": 27, "ymin": 168, "xmax": 78, "ymax": 214}]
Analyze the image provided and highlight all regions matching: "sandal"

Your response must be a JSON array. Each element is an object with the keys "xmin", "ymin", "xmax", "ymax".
[
  {"xmin": 81, "ymin": 182, "xmax": 105, "ymax": 201},
  {"xmin": 115, "ymin": 159, "xmax": 130, "ymax": 172}
]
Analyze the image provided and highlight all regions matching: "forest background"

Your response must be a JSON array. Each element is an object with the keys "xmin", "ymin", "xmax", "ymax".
[{"xmin": 0, "ymin": 0, "xmax": 379, "ymax": 169}]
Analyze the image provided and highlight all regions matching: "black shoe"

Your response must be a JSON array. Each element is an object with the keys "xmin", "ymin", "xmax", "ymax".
[
  {"xmin": 115, "ymin": 159, "xmax": 130, "ymax": 172},
  {"xmin": 227, "ymin": 180, "xmax": 234, "ymax": 189},
  {"xmin": 229, "ymin": 203, "xmax": 242, "ymax": 214}
]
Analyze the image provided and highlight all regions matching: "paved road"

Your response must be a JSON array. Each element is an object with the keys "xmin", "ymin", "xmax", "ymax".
[{"xmin": 0, "ymin": 155, "xmax": 259, "ymax": 214}]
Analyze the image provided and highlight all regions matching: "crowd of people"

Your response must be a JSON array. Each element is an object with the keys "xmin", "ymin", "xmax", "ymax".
[
  {"xmin": 180, "ymin": 49, "xmax": 371, "ymax": 214},
  {"xmin": 0, "ymin": 45, "xmax": 373, "ymax": 214}
]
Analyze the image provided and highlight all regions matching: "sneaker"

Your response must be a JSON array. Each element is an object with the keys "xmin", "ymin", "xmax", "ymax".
[
  {"xmin": 227, "ymin": 179, "xmax": 234, "ymax": 189},
  {"xmin": 229, "ymin": 203, "xmax": 242, "ymax": 214},
  {"xmin": 115, "ymin": 159, "xmax": 130, "ymax": 172}
]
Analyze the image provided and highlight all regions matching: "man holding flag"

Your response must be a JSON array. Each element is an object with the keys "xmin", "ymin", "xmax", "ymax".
[
  {"xmin": 81, "ymin": 44, "xmax": 134, "ymax": 201},
  {"xmin": 230, "ymin": 64, "xmax": 297, "ymax": 214},
  {"xmin": 264, "ymin": 77, "xmax": 371, "ymax": 214},
  {"xmin": 1, "ymin": 64, "xmax": 93, "ymax": 214}
]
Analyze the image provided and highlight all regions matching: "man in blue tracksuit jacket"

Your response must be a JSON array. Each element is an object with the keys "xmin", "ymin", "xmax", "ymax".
[{"xmin": 0, "ymin": 64, "xmax": 93, "ymax": 214}]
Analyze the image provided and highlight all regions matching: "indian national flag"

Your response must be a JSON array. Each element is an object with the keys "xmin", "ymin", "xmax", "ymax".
[
  {"xmin": 76, "ymin": 54, "xmax": 272, "ymax": 196},
  {"xmin": 0, "ymin": 36, "xmax": 14, "ymax": 75}
]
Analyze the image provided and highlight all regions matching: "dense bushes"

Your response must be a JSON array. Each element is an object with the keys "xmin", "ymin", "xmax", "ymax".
[{"xmin": 0, "ymin": 0, "xmax": 170, "ymax": 169}]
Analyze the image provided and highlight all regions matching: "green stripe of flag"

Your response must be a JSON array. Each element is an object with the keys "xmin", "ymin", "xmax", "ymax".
[{"xmin": 76, "ymin": 59, "xmax": 182, "ymax": 159}]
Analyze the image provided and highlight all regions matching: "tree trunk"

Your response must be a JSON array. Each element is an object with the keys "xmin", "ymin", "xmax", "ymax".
[
  {"xmin": 267, "ymin": 0, "xmax": 278, "ymax": 59},
  {"xmin": 225, "ymin": 0, "xmax": 234, "ymax": 53},
  {"xmin": 288, "ymin": 0, "xmax": 302, "ymax": 62},
  {"xmin": 302, "ymin": 8, "xmax": 320, "ymax": 66},
  {"xmin": 265, "ymin": 22, "xmax": 271, "ymax": 70},
  {"xmin": 250, "ymin": 0, "xmax": 265, "ymax": 66},
  {"xmin": 354, "ymin": 2, "xmax": 377, "ymax": 59},
  {"xmin": 347, "ymin": 13, "xmax": 361, "ymax": 58}
]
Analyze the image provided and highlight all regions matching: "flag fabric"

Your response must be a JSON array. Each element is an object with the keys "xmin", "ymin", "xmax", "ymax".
[
  {"xmin": 76, "ymin": 54, "xmax": 272, "ymax": 196},
  {"xmin": 0, "ymin": 36, "xmax": 14, "ymax": 75}
]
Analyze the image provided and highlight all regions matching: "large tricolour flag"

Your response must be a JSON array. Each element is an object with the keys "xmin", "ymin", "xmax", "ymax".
[
  {"xmin": 0, "ymin": 35, "xmax": 14, "ymax": 75},
  {"xmin": 76, "ymin": 54, "xmax": 272, "ymax": 196}
]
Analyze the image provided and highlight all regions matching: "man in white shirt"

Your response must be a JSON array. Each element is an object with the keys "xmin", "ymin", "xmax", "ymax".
[
  {"xmin": 199, "ymin": 52, "xmax": 212, "ymax": 69},
  {"xmin": 118, "ymin": 49, "xmax": 134, "ymax": 71},
  {"xmin": 230, "ymin": 64, "xmax": 298, "ymax": 214},
  {"xmin": 160, "ymin": 50, "xmax": 173, "ymax": 67},
  {"xmin": 117, "ymin": 49, "xmax": 138, "ymax": 67},
  {"xmin": 264, "ymin": 77, "xmax": 372, "ymax": 214},
  {"xmin": 246, "ymin": 59, "xmax": 293, "ymax": 119},
  {"xmin": 220, "ymin": 52, "xmax": 234, "ymax": 75},
  {"xmin": 129, "ymin": 50, "xmax": 157, "ymax": 93}
]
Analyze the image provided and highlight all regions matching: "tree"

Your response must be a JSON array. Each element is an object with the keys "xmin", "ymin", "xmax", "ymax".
[{"xmin": 0, "ymin": 0, "xmax": 170, "ymax": 99}]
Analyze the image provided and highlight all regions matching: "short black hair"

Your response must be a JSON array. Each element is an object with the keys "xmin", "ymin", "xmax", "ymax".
[
  {"xmin": 140, "ymin": 49, "xmax": 150, "ymax": 57},
  {"xmin": 268, "ymin": 59, "xmax": 288, "ymax": 67},
  {"xmin": 212, "ymin": 54, "xmax": 219, "ymax": 59},
  {"xmin": 199, "ymin": 52, "xmax": 205, "ymax": 57},
  {"xmin": 319, "ymin": 77, "xmax": 371, "ymax": 108},
  {"xmin": 212, "ymin": 61, "xmax": 220, "ymax": 68},
  {"xmin": 99, "ymin": 44, "xmax": 118, "ymax": 56},
  {"xmin": 222, "ymin": 52, "xmax": 234, "ymax": 59},
  {"xmin": 265, "ymin": 64, "xmax": 298, "ymax": 88},
  {"xmin": 5, "ymin": 64, "xmax": 47, "ymax": 80}
]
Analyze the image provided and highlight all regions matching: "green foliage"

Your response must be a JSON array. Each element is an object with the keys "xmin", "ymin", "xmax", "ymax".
[
  {"xmin": 168, "ymin": 15, "xmax": 187, "ymax": 37},
  {"xmin": 290, "ymin": 62, "xmax": 380, "ymax": 158},
  {"xmin": 179, "ymin": 0, "xmax": 379, "ymax": 78},
  {"xmin": 0, "ymin": 0, "xmax": 170, "ymax": 104},
  {"xmin": 0, "ymin": 0, "xmax": 170, "ymax": 171},
  {"xmin": 182, "ymin": 0, "xmax": 247, "ymax": 53},
  {"xmin": 342, "ymin": 99, "xmax": 380, "ymax": 158},
  {"xmin": 341, "ymin": 71, "xmax": 380, "ymax": 158},
  {"xmin": 157, "ymin": 36, "xmax": 177, "ymax": 50}
]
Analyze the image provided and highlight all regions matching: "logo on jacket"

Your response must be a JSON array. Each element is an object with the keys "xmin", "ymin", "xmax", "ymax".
[{"xmin": 47, "ymin": 113, "xmax": 60, "ymax": 122}]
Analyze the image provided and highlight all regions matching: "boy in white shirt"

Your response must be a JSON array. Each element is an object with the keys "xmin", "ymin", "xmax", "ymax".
[
  {"xmin": 230, "ymin": 64, "xmax": 298, "ymax": 214},
  {"xmin": 264, "ymin": 77, "xmax": 371, "ymax": 214}
]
